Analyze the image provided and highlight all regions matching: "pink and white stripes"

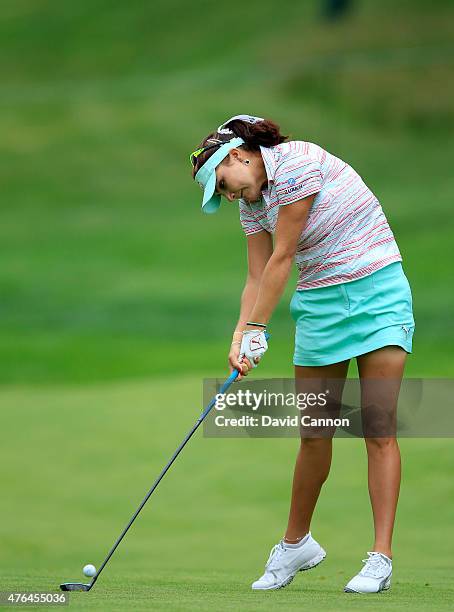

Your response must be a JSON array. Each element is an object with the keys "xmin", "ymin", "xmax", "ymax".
[{"xmin": 239, "ymin": 141, "xmax": 402, "ymax": 290}]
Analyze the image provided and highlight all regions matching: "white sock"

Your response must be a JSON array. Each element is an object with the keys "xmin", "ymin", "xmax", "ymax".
[{"xmin": 283, "ymin": 533, "xmax": 310, "ymax": 548}]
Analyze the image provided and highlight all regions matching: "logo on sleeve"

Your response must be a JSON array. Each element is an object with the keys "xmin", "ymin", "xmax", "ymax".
[{"xmin": 282, "ymin": 178, "xmax": 303, "ymax": 195}]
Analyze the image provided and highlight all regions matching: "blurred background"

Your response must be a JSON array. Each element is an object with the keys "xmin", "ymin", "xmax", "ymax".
[
  {"xmin": 1, "ymin": 1, "xmax": 453, "ymax": 608},
  {"xmin": 1, "ymin": 0, "xmax": 453, "ymax": 384}
]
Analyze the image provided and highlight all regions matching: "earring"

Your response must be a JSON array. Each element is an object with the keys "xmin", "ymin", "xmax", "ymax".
[{"xmin": 243, "ymin": 159, "xmax": 250, "ymax": 165}]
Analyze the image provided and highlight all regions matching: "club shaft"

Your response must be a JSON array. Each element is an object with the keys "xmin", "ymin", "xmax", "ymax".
[{"xmin": 90, "ymin": 370, "xmax": 239, "ymax": 588}]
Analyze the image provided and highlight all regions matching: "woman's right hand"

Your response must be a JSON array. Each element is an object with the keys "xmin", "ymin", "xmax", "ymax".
[{"xmin": 228, "ymin": 341, "xmax": 255, "ymax": 381}]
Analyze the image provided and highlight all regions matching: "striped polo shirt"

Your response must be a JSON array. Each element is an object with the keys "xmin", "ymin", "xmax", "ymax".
[{"xmin": 239, "ymin": 141, "xmax": 402, "ymax": 290}]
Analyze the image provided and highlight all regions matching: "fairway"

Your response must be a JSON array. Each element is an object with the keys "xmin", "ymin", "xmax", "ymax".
[{"xmin": 1, "ymin": 377, "xmax": 453, "ymax": 610}]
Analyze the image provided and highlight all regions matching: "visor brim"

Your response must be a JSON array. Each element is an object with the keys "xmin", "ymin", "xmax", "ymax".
[
  {"xmin": 201, "ymin": 172, "xmax": 221, "ymax": 214},
  {"xmin": 194, "ymin": 136, "xmax": 244, "ymax": 214}
]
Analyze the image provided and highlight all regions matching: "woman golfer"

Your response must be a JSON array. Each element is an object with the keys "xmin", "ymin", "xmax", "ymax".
[{"xmin": 190, "ymin": 114, "xmax": 414, "ymax": 594}]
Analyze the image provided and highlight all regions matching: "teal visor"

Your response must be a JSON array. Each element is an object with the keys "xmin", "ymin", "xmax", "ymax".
[{"xmin": 194, "ymin": 137, "xmax": 245, "ymax": 214}]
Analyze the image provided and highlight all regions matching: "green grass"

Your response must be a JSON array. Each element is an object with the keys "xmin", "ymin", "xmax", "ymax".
[{"xmin": 1, "ymin": 376, "xmax": 453, "ymax": 610}]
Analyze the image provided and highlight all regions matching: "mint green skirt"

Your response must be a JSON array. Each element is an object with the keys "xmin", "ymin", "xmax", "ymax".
[{"xmin": 290, "ymin": 263, "xmax": 415, "ymax": 366}]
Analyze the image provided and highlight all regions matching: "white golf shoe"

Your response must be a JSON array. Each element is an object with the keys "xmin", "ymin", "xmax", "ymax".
[
  {"xmin": 251, "ymin": 533, "xmax": 326, "ymax": 590},
  {"xmin": 344, "ymin": 552, "xmax": 392, "ymax": 594}
]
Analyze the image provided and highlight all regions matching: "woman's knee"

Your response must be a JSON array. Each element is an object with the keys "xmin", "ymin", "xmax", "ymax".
[
  {"xmin": 300, "ymin": 437, "xmax": 332, "ymax": 450},
  {"xmin": 299, "ymin": 438, "xmax": 332, "ymax": 482},
  {"xmin": 365, "ymin": 436, "xmax": 399, "ymax": 452}
]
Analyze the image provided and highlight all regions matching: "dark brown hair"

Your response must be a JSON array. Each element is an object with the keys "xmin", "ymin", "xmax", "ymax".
[{"xmin": 191, "ymin": 118, "xmax": 288, "ymax": 178}]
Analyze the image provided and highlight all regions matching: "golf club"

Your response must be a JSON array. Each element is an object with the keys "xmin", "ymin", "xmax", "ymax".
[{"xmin": 60, "ymin": 367, "xmax": 242, "ymax": 592}]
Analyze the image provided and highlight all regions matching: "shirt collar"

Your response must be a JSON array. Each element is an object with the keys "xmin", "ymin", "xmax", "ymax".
[
  {"xmin": 260, "ymin": 145, "xmax": 277, "ymax": 189},
  {"xmin": 240, "ymin": 146, "xmax": 277, "ymax": 208},
  {"xmin": 258, "ymin": 146, "xmax": 278, "ymax": 204}
]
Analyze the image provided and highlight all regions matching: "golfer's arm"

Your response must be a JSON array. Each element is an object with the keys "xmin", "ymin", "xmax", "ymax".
[
  {"xmin": 233, "ymin": 231, "xmax": 273, "ymax": 336},
  {"xmin": 249, "ymin": 196, "xmax": 315, "ymax": 325}
]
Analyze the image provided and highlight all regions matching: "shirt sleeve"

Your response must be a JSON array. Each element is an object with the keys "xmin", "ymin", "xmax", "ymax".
[
  {"xmin": 274, "ymin": 155, "xmax": 322, "ymax": 206},
  {"xmin": 239, "ymin": 199, "xmax": 264, "ymax": 235}
]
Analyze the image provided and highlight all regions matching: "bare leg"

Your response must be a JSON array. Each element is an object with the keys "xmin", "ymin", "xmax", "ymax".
[
  {"xmin": 284, "ymin": 360, "xmax": 350, "ymax": 542},
  {"xmin": 357, "ymin": 346, "xmax": 407, "ymax": 558}
]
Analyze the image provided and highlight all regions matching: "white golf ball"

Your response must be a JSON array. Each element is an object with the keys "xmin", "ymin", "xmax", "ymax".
[{"xmin": 83, "ymin": 564, "xmax": 96, "ymax": 577}]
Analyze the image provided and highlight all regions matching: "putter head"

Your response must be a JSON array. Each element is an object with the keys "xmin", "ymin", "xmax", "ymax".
[{"xmin": 60, "ymin": 582, "xmax": 91, "ymax": 591}]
